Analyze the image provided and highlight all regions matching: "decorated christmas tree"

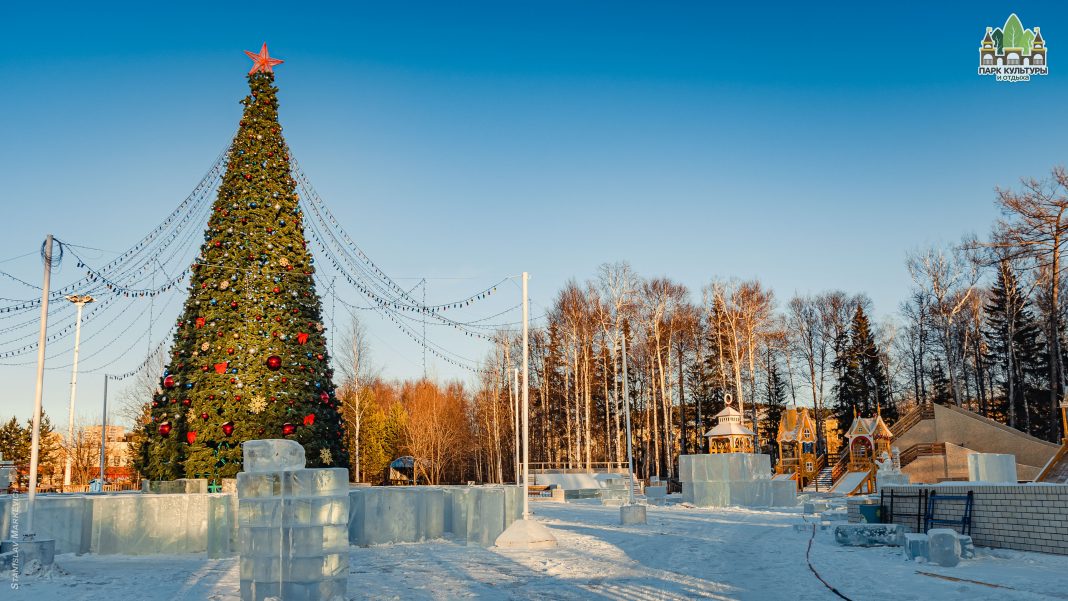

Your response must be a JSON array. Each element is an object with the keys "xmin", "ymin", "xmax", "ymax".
[{"xmin": 138, "ymin": 45, "xmax": 347, "ymax": 481}]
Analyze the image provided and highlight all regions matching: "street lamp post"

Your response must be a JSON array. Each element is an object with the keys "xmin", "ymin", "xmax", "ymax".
[{"xmin": 63, "ymin": 294, "xmax": 94, "ymax": 488}]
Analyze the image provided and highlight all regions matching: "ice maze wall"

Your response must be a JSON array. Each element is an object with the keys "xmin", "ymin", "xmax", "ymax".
[{"xmin": 0, "ymin": 485, "xmax": 523, "ymax": 556}]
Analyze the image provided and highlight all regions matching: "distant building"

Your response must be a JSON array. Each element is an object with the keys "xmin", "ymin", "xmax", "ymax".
[{"xmin": 84, "ymin": 425, "xmax": 136, "ymax": 481}]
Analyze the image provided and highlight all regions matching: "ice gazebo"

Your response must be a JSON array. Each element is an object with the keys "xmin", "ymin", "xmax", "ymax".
[{"xmin": 704, "ymin": 404, "xmax": 755, "ymax": 454}]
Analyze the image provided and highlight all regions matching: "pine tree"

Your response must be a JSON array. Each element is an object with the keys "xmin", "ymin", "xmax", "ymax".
[
  {"xmin": 832, "ymin": 305, "xmax": 893, "ymax": 429},
  {"xmin": 929, "ymin": 358, "xmax": 954, "ymax": 406},
  {"xmin": 0, "ymin": 416, "xmax": 28, "ymax": 486},
  {"xmin": 760, "ymin": 358, "xmax": 788, "ymax": 461},
  {"xmin": 984, "ymin": 261, "xmax": 1048, "ymax": 435},
  {"xmin": 138, "ymin": 57, "xmax": 347, "ymax": 481}
]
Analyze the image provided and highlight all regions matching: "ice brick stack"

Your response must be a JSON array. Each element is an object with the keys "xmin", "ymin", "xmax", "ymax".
[
  {"xmin": 599, "ymin": 477, "xmax": 630, "ymax": 504},
  {"xmin": 678, "ymin": 453, "xmax": 796, "ymax": 508},
  {"xmin": 237, "ymin": 439, "xmax": 349, "ymax": 601}
]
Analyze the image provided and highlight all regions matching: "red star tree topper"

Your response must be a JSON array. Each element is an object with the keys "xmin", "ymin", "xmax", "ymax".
[{"xmin": 244, "ymin": 43, "xmax": 284, "ymax": 74}]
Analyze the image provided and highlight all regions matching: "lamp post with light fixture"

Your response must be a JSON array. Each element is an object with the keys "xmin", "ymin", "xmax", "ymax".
[{"xmin": 63, "ymin": 294, "xmax": 94, "ymax": 488}]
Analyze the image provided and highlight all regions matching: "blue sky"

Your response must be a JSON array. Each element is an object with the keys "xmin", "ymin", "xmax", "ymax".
[{"xmin": 1, "ymin": 2, "xmax": 1066, "ymax": 427}]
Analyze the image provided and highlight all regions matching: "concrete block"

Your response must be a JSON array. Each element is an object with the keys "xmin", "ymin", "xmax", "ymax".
[
  {"xmin": 620, "ymin": 504, "xmax": 647, "ymax": 525},
  {"xmin": 0, "ymin": 538, "xmax": 55, "ymax": 574},
  {"xmin": 834, "ymin": 523, "xmax": 904, "ymax": 547}
]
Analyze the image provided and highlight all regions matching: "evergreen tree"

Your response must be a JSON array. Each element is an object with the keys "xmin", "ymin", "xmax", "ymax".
[
  {"xmin": 0, "ymin": 416, "xmax": 28, "ymax": 486},
  {"xmin": 138, "ymin": 54, "xmax": 347, "ymax": 481},
  {"xmin": 983, "ymin": 262, "xmax": 1048, "ymax": 434},
  {"xmin": 0, "ymin": 412, "xmax": 57, "ymax": 487},
  {"xmin": 832, "ymin": 305, "xmax": 893, "ymax": 429},
  {"xmin": 33, "ymin": 412, "xmax": 59, "ymax": 485},
  {"xmin": 760, "ymin": 358, "xmax": 788, "ymax": 461},
  {"xmin": 928, "ymin": 358, "xmax": 954, "ymax": 406}
]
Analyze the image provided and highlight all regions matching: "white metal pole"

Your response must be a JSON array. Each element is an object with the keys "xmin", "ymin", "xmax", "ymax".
[
  {"xmin": 622, "ymin": 330, "xmax": 635, "ymax": 505},
  {"xmin": 521, "ymin": 272, "xmax": 530, "ymax": 519},
  {"xmin": 98, "ymin": 375, "xmax": 108, "ymax": 487},
  {"xmin": 64, "ymin": 296, "xmax": 93, "ymax": 488},
  {"xmin": 513, "ymin": 367, "xmax": 520, "ymax": 485},
  {"xmin": 26, "ymin": 234, "xmax": 54, "ymax": 538}
]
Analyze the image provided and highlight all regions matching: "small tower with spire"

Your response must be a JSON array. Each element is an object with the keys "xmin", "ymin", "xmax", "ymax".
[
  {"xmin": 1032, "ymin": 27, "xmax": 1047, "ymax": 66},
  {"xmin": 980, "ymin": 26, "xmax": 997, "ymax": 67}
]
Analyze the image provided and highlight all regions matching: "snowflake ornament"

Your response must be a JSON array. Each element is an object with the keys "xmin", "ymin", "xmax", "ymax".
[
  {"xmin": 319, "ymin": 448, "xmax": 333, "ymax": 465},
  {"xmin": 248, "ymin": 395, "xmax": 267, "ymax": 414}
]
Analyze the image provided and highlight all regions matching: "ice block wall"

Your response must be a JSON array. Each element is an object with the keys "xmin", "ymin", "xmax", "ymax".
[
  {"xmin": 678, "ymin": 453, "xmax": 796, "ymax": 508},
  {"xmin": 237, "ymin": 440, "xmax": 350, "ymax": 601}
]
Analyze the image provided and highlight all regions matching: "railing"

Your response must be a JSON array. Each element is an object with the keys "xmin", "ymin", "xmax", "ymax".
[
  {"xmin": 812, "ymin": 453, "xmax": 826, "ymax": 475},
  {"xmin": 830, "ymin": 447, "xmax": 851, "ymax": 484},
  {"xmin": 891, "ymin": 403, "xmax": 936, "ymax": 437},
  {"xmin": 7, "ymin": 481, "xmax": 142, "ymax": 494},
  {"xmin": 527, "ymin": 461, "xmax": 630, "ymax": 474},
  {"xmin": 898, "ymin": 442, "xmax": 947, "ymax": 468}
]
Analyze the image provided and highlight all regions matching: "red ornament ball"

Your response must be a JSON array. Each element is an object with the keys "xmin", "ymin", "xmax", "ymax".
[
  {"xmin": 200, "ymin": 412, "xmax": 209, "ymax": 421},
  {"xmin": 266, "ymin": 355, "xmax": 282, "ymax": 371},
  {"xmin": 282, "ymin": 423, "xmax": 296, "ymax": 436},
  {"xmin": 158, "ymin": 422, "xmax": 172, "ymax": 437},
  {"xmin": 319, "ymin": 392, "xmax": 329, "ymax": 402},
  {"xmin": 221, "ymin": 421, "xmax": 235, "ymax": 437},
  {"xmin": 273, "ymin": 287, "xmax": 281, "ymax": 294},
  {"xmin": 186, "ymin": 431, "xmax": 197, "ymax": 444},
  {"xmin": 230, "ymin": 301, "xmax": 238, "ymax": 309},
  {"xmin": 163, "ymin": 375, "xmax": 175, "ymax": 389}
]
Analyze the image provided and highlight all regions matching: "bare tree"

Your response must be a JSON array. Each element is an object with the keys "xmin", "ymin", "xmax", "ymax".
[
  {"xmin": 597, "ymin": 261, "xmax": 639, "ymax": 464},
  {"xmin": 907, "ymin": 246, "xmax": 980, "ymax": 406},
  {"xmin": 336, "ymin": 315, "xmax": 377, "ymax": 482}
]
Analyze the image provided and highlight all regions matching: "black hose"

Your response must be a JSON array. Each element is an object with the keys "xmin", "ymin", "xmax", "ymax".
[{"xmin": 806, "ymin": 523, "xmax": 854, "ymax": 601}]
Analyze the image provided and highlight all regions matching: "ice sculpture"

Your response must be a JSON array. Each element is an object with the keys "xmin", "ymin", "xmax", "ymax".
[{"xmin": 237, "ymin": 440, "xmax": 349, "ymax": 601}]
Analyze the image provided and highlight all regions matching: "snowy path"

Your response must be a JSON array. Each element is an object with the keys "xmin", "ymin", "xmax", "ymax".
[{"xmin": 9, "ymin": 500, "xmax": 1068, "ymax": 600}]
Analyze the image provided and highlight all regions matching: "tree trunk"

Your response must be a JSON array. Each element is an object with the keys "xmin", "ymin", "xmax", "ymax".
[
  {"xmin": 1051, "ymin": 236, "xmax": 1064, "ymax": 441},
  {"xmin": 650, "ymin": 363, "xmax": 660, "ymax": 478}
]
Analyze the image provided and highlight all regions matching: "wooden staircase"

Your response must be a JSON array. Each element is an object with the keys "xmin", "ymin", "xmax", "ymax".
[
  {"xmin": 802, "ymin": 467, "xmax": 835, "ymax": 492},
  {"xmin": 1038, "ymin": 444, "xmax": 1068, "ymax": 483}
]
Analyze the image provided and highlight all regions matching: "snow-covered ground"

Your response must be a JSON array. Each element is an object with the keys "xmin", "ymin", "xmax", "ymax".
[{"xmin": 8, "ymin": 500, "xmax": 1068, "ymax": 600}]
